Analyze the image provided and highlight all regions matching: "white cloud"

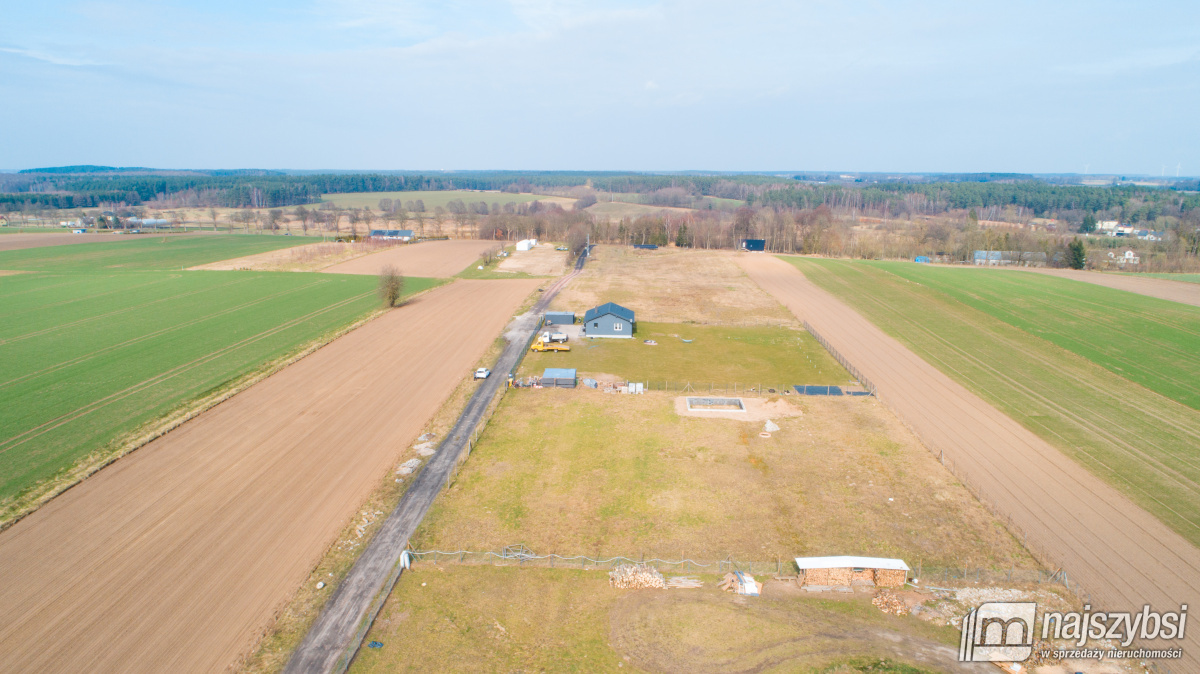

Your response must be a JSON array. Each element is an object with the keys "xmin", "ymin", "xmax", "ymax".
[{"xmin": 0, "ymin": 46, "xmax": 100, "ymax": 67}]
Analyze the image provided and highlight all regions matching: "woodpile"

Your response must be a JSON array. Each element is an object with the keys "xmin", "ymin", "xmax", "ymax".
[
  {"xmin": 609, "ymin": 564, "xmax": 666, "ymax": 589},
  {"xmin": 871, "ymin": 589, "xmax": 909, "ymax": 616},
  {"xmin": 666, "ymin": 576, "xmax": 702, "ymax": 589}
]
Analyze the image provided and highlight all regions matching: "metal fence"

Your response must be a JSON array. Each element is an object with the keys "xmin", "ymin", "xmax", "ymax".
[
  {"xmin": 802, "ymin": 319, "xmax": 877, "ymax": 396},
  {"xmin": 405, "ymin": 547, "xmax": 1066, "ymax": 588}
]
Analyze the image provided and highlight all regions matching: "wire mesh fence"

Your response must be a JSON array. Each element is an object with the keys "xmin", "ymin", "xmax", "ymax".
[
  {"xmin": 405, "ymin": 548, "xmax": 1062, "ymax": 587},
  {"xmin": 802, "ymin": 319, "xmax": 876, "ymax": 396}
]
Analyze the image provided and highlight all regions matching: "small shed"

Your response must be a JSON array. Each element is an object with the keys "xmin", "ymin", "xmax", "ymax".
[
  {"xmin": 516, "ymin": 238, "xmax": 538, "ymax": 251},
  {"xmin": 793, "ymin": 556, "xmax": 910, "ymax": 588},
  {"xmin": 370, "ymin": 229, "xmax": 413, "ymax": 241},
  {"xmin": 582, "ymin": 302, "xmax": 634, "ymax": 338},
  {"xmin": 544, "ymin": 311, "xmax": 575, "ymax": 325},
  {"xmin": 541, "ymin": 368, "xmax": 577, "ymax": 388},
  {"xmin": 914, "ymin": 255, "xmax": 931, "ymax": 264},
  {"xmin": 741, "ymin": 239, "xmax": 766, "ymax": 252}
]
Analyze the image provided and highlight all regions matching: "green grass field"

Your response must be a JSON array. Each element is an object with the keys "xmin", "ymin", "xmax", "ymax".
[
  {"xmin": 351, "ymin": 565, "xmax": 952, "ymax": 674},
  {"xmin": 521, "ymin": 322, "xmax": 849, "ymax": 387},
  {"xmin": 0, "ymin": 236, "xmax": 442, "ymax": 517},
  {"xmin": 318, "ymin": 190, "xmax": 553, "ymax": 211},
  {"xmin": 784, "ymin": 258, "xmax": 1200, "ymax": 547},
  {"xmin": 878, "ymin": 264, "xmax": 1200, "ymax": 410},
  {"xmin": 0, "ymin": 234, "xmax": 320, "ymax": 272},
  {"xmin": 417, "ymin": 391, "xmax": 1032, "ymax": 567}
]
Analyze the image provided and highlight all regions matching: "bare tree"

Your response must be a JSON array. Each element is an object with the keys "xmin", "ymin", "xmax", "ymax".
[{"xmin": 377, "ymin": 264, "xmax": 405, "ymax": 307}]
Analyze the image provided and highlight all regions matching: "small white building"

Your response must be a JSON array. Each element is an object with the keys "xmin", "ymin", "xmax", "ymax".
[
  {"xmin": 515, "ymin": 238, "xmax": 538, "ymax": 251},
  {"xmin": 1108, "ymin": 249, "xmax": 1140, "ymax": 265}
]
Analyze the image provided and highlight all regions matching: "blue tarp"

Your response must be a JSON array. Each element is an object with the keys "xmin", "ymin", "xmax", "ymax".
[{"xmin": 793, "ymin": 385, "xmax": 845, "ymax": 396}]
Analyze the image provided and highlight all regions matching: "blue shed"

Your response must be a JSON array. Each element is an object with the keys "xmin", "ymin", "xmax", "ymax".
[
  {"xmin": 914, "ymin": 255, "xmax": 931, "ymax": 264},
  {"xmin": 542, "ymin": 368, "xmax": 577, "ymax": 388},
  {"xmin": 741, "ymin": 239, "xmax": 766, "ymax": 252},
  {"xmin": 582, "ymin": 302, "xmax": 635, "ymax": 339},
  {"xmin": 544, "ymin": 311, "xmax": 575, "ymax": 325}
]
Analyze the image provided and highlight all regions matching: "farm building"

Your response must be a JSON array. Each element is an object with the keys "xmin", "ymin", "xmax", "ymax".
[
  {"xmin": 544, "ymin": 311, "xmax": 575, "ymax": 325},
  {"xmin": 741, "ymin": 239, "xmax": 766, "ymax": 252},
  {"xmin": 541, "ymin": 368, "xmax": 577, "ymax": 388},
  {"xmin": 516, "ymin": 238, "xmax": 538, "ymax": 251},
  {"xmin": 582, "ymin": 302, "xmax": 635, "ymax": 338},
  {"xmin": 793, "ymin": 556, "xmax": 909, "ymax": 588},
  {"xmin": 369, "ymin": 229, "xmax": 413, "ymax": 241},
  {"xmin": 972, "ymin": 250, "xmax": 1047, "ymax": 267}
]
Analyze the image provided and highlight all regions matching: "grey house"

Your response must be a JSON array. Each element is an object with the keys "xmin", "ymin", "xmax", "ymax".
[{"xmin": 582, "ymin": 302, "xmax": 634, "ymax": 338}]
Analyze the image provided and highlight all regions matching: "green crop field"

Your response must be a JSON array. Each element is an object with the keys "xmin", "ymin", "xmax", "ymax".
[
  {"xmin": 521, "ymin": 322, "xmax": 849, "ymax": 387},
  {"xmin": 0, "ymin": 234, "xmax": 319, "ymax": 272},
  {"xmin": 877, "ymin": 264, "xmax": 1200, "ymax": 410},
  {"xmin": 0, "ymin": 236, "xmax": 443, "ymax": 520},
  {"xmin": 784, "ymin": 258, "xmax": 1200, "ymax": 547},
  {"xmin": 318, "ymin": 190, "xmax": 554, "ymax": 211}
]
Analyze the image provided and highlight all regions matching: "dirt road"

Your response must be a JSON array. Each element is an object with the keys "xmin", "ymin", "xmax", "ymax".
[
  {"xmin": 1011, "ymin": 267, "xmax": 1200, "ymax": 308},
  {"xmin": 322, "ymin": 239, "xmax": 499, "ymax": 278},
  {"xmin": 738, "ymin": 255, "xmax": 1200, "ymax": 666},
  {"xmin": 0, "ymin": 231, "xmax": 201, "ymax": 251},
  {"xmin": 0, "ymin": 279, "xmax": 540, "ymax": 673}
]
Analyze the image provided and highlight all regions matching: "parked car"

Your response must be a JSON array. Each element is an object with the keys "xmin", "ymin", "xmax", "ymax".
[{"xmin": 474, "ymin": 367, "xmax": 491, "ymax": 380}]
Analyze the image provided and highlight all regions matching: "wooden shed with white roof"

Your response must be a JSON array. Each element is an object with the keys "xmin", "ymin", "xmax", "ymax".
[{"xmin": 793, "ymin": 556, "xmax": 910, "ymax": 588}]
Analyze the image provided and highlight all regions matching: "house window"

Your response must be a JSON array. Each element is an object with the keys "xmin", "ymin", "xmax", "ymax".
[
  {"xmin": 593, "ymin": 322, "xmax": 598, "ymax": 328},
  {"xmin": 613, "ymin": 322, "xmax": 623, "ymax": 331}
]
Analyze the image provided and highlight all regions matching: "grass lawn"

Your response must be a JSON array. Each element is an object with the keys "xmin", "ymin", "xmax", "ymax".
[
  {"xmin": 522, "ymin": 322, "xmax": 850, "ymax": 387},
  {"xmin": 784, "ymin": 257, "xmax": 1200, "ymax": 547},
  {"xmin": 416, "ymin": 390, "xmax": 1033, "ymax": 569},
  {"xmin": 0, "ymin": 267, "xmax": 442, "ymax": 517},
  {"xmin": 351, "ymin": 565, "xmax": 956, "ymax": 674},
  {"xmin": 0, "ymin": 234, "xmax": 320, "ymax": 272},
  {"xmin": 318, "ymin": 190, "xmax": 556, "ymax": 211}
]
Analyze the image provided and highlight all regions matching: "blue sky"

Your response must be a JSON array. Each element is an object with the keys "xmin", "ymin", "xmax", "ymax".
[{"xmin": 1, "ymin": 0, "xmax": 1198, "ymax": 173}]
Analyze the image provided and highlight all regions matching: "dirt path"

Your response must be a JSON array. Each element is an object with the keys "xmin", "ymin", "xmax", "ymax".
[
  {"xmin": 1006, "ymin": 267, "xmax": 1200, "ymax": 308},
  {"xmin": 0, "ymin": 231, "xmax": 204, "ymax": 251},
  {"xmin": 0, "ymin": 279, "xmax": 540, "ymax": 673},
  {"xmin": 737, "ymin": 254, "xmax": 1200, "ymax": 667},
  {"xmin": 321, "ymin": 240, "xmax": 500, "ymax": 278}
]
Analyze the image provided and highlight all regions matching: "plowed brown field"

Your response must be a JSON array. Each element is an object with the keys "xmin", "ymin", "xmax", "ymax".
[
  {"xmin": 1015, "ymin": 267, "xmax": 1200, "ymax": 308},
  {"xmin": 0, "ymin": 279, "xmax": 539, "ymax": 673},
  {"xmin": 322, "ymin": 239, "xmax": 499, "ymax": 278},
  {"xmin": 738, "ymin": 254, "xmax": 1200, "ymax": 666}
]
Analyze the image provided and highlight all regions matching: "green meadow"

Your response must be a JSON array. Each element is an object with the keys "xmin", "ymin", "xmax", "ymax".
[
  {"xmin": 784, "ymin": 257, "xmax": 1200, "ymax": 547},
  {"xmin": 0, "ymin": 236, "xmax": 441, "ymax": 518},
  {"xmin": 520, "ymin": 322, "xmax": 848, "ymax": 387}
]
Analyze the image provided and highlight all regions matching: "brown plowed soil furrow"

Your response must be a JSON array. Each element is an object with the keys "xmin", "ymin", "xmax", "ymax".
[
  {"xmin": 321, "ymin": 239, "xmax": 500, "ymax": 278},
  {"xmin": 1011, "ymin": 267, "xmax": 1200, "ymax": 308},
  {"xmin": 0, "ymin": 279, "xmax": 539, "ymax": 673},
  {"xmin": 737, "ymin": 254, "xmax": 1200, "ymax": 666}
]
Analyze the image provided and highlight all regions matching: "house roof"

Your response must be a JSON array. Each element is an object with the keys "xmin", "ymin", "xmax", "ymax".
[
  {"xmin": 793, "ymin": 556, "xmax": 910, "ymax": 571},
  {"xmin": 583, "ymin": 302, "xmax": 634, "ymax": 323},
  {"xmin": 542, "ymin": 368, "xmax": 577, "ymax": 379}
]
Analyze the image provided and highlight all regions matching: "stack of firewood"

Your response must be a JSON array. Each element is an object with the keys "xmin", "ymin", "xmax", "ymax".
[
  {"xmin": 609, "ymin": 564, "xmax": 666, "ymax": 589},
  {"xmin": 872, "ymin": 589, "xmax": 909, "ymax": 615}
]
